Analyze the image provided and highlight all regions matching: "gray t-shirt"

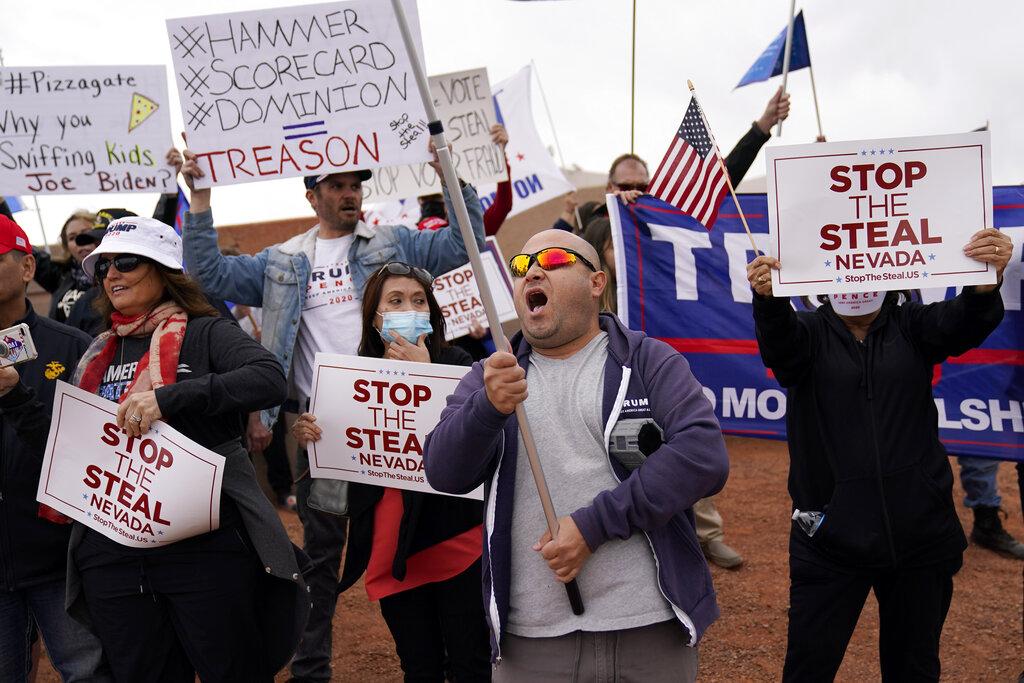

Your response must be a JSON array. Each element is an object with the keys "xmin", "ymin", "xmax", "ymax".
[{"xmin": 507, "ymin": 332, "xmax": 674, "ymax": 637}]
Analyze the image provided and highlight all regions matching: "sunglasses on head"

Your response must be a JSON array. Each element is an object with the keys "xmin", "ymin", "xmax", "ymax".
[
  {"xmin": 95, "ymin": 254, "xmax": 151, "ymax": 281},
  {"xmin": 377, "ymin": 261, "xmax": 434, "ymax": 286},
  {"xmin": 508, "ymin": 247, "xmax": 597, "ymax": 278}
]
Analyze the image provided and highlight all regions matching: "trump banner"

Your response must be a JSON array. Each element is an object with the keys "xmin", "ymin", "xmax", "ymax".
[
  {"xmin": 608, "ymin": 188, "xmax": 1024, "ymax": 461},
  {"xmin": 766, "ymin": 132, "xmax": 995, "ymax": 296},
  {"xmin": 37, "ymin": 382, "xmax": 226, "ymax": 547},
  {"xmin": 166, "ymin": 0, "xmax": 428, "ymax": 188},
  {"xmin": 0, "ymin": 65, "xmax": 174, "ymax": 195},
  {"xmin": 308, "ymin": 354, "xmax": 482, "ymax": 499}
]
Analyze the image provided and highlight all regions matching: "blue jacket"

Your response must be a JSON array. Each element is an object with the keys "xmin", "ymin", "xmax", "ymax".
[
  {"xmin": 423, "ymin": 313, "xmax": 729, "ymax": 662},
  {"xmin": 182, "ymin": 183, "xmax": 485, "ymax": 426}
]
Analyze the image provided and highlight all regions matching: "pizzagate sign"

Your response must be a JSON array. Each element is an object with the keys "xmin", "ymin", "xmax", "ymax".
[{"xmin": 766, "ymin": 131, "xmax": 996, "ymax": 296}]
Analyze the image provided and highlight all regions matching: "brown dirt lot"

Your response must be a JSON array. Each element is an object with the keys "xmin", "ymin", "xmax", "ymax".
[{"xmin": 40, "ymin": 437, "xmax": 1023, "ymax": 681}]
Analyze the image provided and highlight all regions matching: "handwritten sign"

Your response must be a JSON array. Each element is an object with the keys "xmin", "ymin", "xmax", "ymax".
[
  {"xmin": 433, "ymin": 237, "xmax": 517, "ymax": 340},
  {"xmin": 362, "ymin": 67, "xmax": 506, "ymax": 202},
  {"xmin": 166, "ymin": 0, "xmax": 429, "ymax": 188},
  {"xmin": 37, "ymin": 382, "xmax": 225, "ymax": 548},
  {"xmin": 309, "ymin": 354, "xmax": 482, "ymax": 500},
  {"xmin": 766, "ymin": 131, "xmax": 995, "ymax": 296},
  {"xmin": 0, "ymin": 66, "xmax": 174, "ymax": 195}
]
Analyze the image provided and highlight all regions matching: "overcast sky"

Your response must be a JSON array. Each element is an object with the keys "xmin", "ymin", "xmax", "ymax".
[{"xmin": 2, "ymin": 0, "xmax": 1022, "ymax": 244}]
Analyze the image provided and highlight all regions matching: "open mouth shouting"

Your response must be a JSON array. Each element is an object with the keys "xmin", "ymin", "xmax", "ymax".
[{"xmin": 525, "ymin": 287, "xmax": 549, "ymax": 316}]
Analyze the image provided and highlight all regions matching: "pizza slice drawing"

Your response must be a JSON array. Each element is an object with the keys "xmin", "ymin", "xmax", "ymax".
[{"xmin": 128, "ymin": 93, "xmax": 159, "ymax": 133}]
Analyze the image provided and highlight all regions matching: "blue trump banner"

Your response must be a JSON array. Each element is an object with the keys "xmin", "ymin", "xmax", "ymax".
[
  {"xmin": 737, "ymin": 10, "xmax": 811, "ymax": 89},
  {"xmin": 608, "ymin": 188, "xmax": 1024, "ymax": 461}
]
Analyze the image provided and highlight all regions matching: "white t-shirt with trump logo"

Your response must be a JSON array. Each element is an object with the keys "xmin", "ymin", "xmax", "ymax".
[{"xmin": 292, "ymin": 235, "xmax": 362, "ymax": 397}]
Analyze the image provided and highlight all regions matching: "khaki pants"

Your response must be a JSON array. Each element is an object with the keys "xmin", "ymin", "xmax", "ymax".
[{"xmin": 693, "ymin": 497, "xmax": 723, "ymax": 544}]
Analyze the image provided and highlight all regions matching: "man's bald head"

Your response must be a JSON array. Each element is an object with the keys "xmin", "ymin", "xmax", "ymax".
[{"xmin": 513, "ymin": 229, "xmax": 607, "ymax": 357}]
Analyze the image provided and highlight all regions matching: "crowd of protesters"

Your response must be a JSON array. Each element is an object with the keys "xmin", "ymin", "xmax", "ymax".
[{"xmin": 0, "ymin": 80, "xmax": 1019, "ymax": 683}]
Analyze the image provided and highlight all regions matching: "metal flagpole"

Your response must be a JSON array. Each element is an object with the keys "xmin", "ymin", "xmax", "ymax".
[
  {"xmin": 807, "ymin": 63, "xmax": 824, "ymax": 140},
  {"xmin": 390, "ymin": 0, "xmax": 585, "ymax": 616},
  {"xmin": 689, "ymin": 81, "xmax": 760, "ymax": 255},
  {"xmin": 32, "ymin": 197, "xmax": 52, "ymax": 254},
  {"xmin": 776, "ymin": 0, "xmax": 797, "ymax": 137},
  {"xmin": 530, "ymin": 59, "xmax": 583, "ymax": 230},
  {"xmin": 630, "ymin": 0, "xmax": 638, "ymax": 153}
]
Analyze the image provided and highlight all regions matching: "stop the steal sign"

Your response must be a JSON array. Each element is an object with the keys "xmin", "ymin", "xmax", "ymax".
[
  {"xmin": 37, "ymin": 381, "xmax": 225, "ymax": 547},
  {"xmin": 766, "ymin": 131, "xmax": 995, "ymax": 296}
]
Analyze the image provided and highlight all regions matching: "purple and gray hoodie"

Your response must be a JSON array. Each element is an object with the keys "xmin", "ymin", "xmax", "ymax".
[{"xmin": 423, "ymin": 313, "xmax": 729, "ymax": 662}]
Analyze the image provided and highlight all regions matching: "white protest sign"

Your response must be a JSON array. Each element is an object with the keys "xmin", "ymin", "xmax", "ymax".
[
  {"xmin": 433, "ymin": 237, "xmax": 517, "ymax": 340},
  {"xmin": 766, "ymin": 131, "xmax": 995, "ymax": 296},
  {"xmin": 0, "ymin": 66, "xmax": 174, "ymax": 195},
  {"xmin": 362, "ymin": 67, "xmax": 506, "ymax": 202},
  {"xmin": 166, "ymin": 0, "xmax": 428, "ymax": 188},
  {"xmin": 309, "ymin": 354, "xmax": 482, "ymax": 500},
  {"xmin": 478, "ymin": 65, "xmax": 573, "ymax": 217},
  {"xmin": 37, "ymin": 381, "xmax": 225, "ymax": 548}
]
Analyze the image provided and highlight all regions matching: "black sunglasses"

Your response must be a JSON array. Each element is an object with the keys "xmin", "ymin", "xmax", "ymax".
[
  {"xmin": 95, "ymin": 254, "xmax": 151, "ymax": 281},
  {"xmin": 376, "ymin": 261, "xmax": 434, "ymax": 286},
  {"xmin": 613, "ymin": 182, "xmax": 648, "ymax": 193}
]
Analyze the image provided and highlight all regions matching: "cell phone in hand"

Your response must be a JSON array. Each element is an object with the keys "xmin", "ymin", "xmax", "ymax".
[{"xmin": 0, "ymin": 324, "xmax": 38, "ymax": 368}]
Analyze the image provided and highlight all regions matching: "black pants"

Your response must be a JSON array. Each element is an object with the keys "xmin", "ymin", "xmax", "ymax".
[
  {"xmin": 783, "ymin": 549, "xmax": 961, "ymax": 683},
  {"xmin": 263, "ymin": 412, "xmax": 293, "ymax": 498},
  {"xmin": 290, "ymin": 449, "xmax": 348, "ymax": 682},
  {"xmin": 378, "ymin": 561, "xmax": 491, "ymax": 683},
  {"xmin": 78, "ymin": 528, "xmax": 268, "ymax": 682}
]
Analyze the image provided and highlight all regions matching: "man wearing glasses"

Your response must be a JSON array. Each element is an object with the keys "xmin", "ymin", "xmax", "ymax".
[
  {"xmin": 424, "ymin": 230, "xmax": 728, "ymax": 682},
  {"xmin": 178, "ymin": 151, "xmax": 485, "ymax": 683}
]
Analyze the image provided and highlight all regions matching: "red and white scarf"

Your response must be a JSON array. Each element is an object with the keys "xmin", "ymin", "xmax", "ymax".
[{"xmin": 40, "ymin": 302, "xmax": 188, "ymax": 525}]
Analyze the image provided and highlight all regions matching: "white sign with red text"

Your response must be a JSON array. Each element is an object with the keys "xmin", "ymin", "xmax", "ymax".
[
  {"xmin": 309, "ymin": 354, "xmax": 482, "ymax": 499},
  {"xmin": 766, "ymin": 131, "xmax": 995, "ymax": 296},
  {"xmin": 433, "ymin": 238, "xmax": 517, "ymax": 340},
  {"xmin": 166, "ymin": 0, "xmax": 428, "ymax": 188},
  {"xmin": 36, "ymin": 381, "xmax": 225, "ymax": 548}
]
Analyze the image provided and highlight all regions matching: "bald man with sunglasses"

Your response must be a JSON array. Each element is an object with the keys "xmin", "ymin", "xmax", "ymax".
[{"xmin": 424, "ymin": 230, "xmax": 729, "ymax": 681}]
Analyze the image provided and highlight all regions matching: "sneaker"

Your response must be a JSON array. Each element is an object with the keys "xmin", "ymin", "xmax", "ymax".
[
  {"xmin": 701, "ymin": 539, "xmax": 744, "ymax": 569},
  {"xmin": 971, "ymin": 506, "xmax": 1024, "ymax": 560}
]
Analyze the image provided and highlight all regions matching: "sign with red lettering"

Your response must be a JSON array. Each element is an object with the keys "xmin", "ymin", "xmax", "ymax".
[
  {"xmin": 36, "ymin": 382, "xmax": 225, "ymax": 547},
  {"xmin": 308, "ymin": 354, "xmax": 482, "ymax": 499},
  {"xmin": 0, "ymin": 66, "xmax": 175, "ymax": 195},
  {"xmin": 432, "ymin": 238, "xmax": 516, "ymax": 340},
  {"xmin": 166, "ymin": 0, "xmax": 429, "ymax": 188},
  {"xmin": 766, "ymin": 131, "xmax": 995, "ymax": 296}
]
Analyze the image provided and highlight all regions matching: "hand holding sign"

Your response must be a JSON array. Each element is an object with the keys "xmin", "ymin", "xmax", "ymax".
[
  {"xmin": 116, "ymin": 390, "xmax": 162, "ymax": 438},
  {"xmin": 746, "ymin": 255, "xmax": 782, "ymax": 297},
  {"xmin": 964, "ymin": 228, "xmax": 1013, "ymax": 292},
  {"xmin": 292, "ymin": 413, "xmax": 322, "ymax": 450}
]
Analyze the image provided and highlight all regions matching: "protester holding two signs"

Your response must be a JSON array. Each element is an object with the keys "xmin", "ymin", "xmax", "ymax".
[
  {"xmin": 747, "ymin": 226, "xmax": 1011, "ymax": 680},
  {"xmin": 48, "ymin": 216, "xmax": 306, "ymax": 681},
  {"xmin": 293, "ymin": 262, "xmax": 490, "ymax": 681}
]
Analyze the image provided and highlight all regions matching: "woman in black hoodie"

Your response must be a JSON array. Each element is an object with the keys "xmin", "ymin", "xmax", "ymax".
[
  {"xmin": 292, "ymin": 262, "xmax": 490, "ymax": 682},
  {"xmin": 747, "ymin": 227, "xmax": 1012, "ymax": 682}
]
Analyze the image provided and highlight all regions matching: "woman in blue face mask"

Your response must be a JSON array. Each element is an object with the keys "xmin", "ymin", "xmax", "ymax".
[{"xmin": 291, "ymin": 261, "xmax": 491, "ymax": 682}]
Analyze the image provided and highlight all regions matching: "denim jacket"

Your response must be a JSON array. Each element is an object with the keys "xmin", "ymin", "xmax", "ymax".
[{"xmin": 182, "ymin": 183, "xmax": 485, "ymax": 427}]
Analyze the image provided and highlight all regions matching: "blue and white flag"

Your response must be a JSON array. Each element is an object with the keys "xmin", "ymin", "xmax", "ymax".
[
  {"xmin": 608, "ymin": 190, "xmax": 1024, "ymax": 461},
  {"xmin": 3, "ymin": 196, "xmax": 25, "ymax": 213},
  {"xmin": 737, "ymin": 10, "xmax": 811, "ymax": 88}
]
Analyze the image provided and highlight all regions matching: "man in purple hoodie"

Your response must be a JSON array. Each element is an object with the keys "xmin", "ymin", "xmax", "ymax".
[{"xmin": 423, "ymin": 229, "xmax": 729, "ymax": 681}]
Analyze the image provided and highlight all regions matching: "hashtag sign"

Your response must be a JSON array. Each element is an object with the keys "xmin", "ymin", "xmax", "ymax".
[
  {"xmin": 187, "ymin": 101, "xmax": 213, "ymax": 130},
  {"xmin": 181, "ymin": 66, "xmax": 210, "ymax": 98},
  {"xmin": 4, "ymin": 71, "xmax": 26, "ymax": 96},
  {"xmin": 172, "ymin": 25, "xmax": 207, "ymax": 59}
]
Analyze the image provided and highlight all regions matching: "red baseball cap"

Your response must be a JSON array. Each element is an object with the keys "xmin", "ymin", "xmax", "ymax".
[{"xmin": 0, "ymin": 216, "xmax": 31, "ymax": 255}]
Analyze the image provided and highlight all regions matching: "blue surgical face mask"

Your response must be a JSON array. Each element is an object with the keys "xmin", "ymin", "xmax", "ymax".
[{"xmin": 378, "ymin": 311, "xmax": 433, "ymax": 344}]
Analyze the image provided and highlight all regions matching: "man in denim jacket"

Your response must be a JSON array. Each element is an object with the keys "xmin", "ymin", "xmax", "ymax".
[{"xmin": 180, "ymin": 150, "xmax": 485, "ymax": 683}]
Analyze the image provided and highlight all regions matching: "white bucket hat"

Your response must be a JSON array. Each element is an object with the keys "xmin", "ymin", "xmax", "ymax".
[{"xmin": 82, "ymin": 216, "xmax": 184, "ymax": 279}]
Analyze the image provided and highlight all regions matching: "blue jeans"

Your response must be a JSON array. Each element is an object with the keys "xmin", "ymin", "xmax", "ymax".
[
  {"xmin": 0, "ymin": 577, "xmax": 111, "ymax": 682},
  {"xmin": 957, "ymin": 456, "xmax": 1002, "ymax": 509}
]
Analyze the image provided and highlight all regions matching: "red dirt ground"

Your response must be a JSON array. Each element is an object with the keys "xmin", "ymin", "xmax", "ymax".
[{"xmin": 40, "ymin": 437, "xmax": 1023, "ymax": 681}]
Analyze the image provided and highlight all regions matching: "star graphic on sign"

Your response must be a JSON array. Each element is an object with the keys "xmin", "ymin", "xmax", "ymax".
[
  {"xmin": 923, "ymin": 271, "xmax": 929, "ymax": 278},
  {"xmin": 361, "ymin": 470, "xmax": 366, "ymax": 475},
  {"xmin": 928, "ymin": 253, "xmax": 936, "ymax": 261},
  {"xmin": 158, "ymin": 530, "xmax": 164, "ymax": 535},
  {"xmin": 835, "ymin": 276, "xmax": 842, "ymax": 283},
  {"xmin": 888, "ymin": 148, "xmax": 895, "ymax": 154},
  {"xmin": 516, "ymin": 153, "xmax": 525, "ymax": 162},
  {"xmin": 824, "ymin": 259, "xmax": 832, "ymax": 268},
  {"xmin": 351, "ymin": 455, "xmax": 357, "ymax": 461},
  {"xmin": 82, "ymin": 493, "xmax": 87, "ymax": 500},
  {"xmin": 860, "ymin": 150, "xmax": 867, "ymax": 156},
  {"xmin": 870, "ymin": 149, "xmax": 877, "ymax": 155}
]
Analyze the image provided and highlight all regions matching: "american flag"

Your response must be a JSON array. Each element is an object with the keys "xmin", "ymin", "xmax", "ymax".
[{"xmin": 647, "ymin": 96, "xmax": 728, "ymax": 229}]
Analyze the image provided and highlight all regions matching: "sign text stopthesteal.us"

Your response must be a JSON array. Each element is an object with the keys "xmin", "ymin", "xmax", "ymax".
[{"xmin": 766, "ymin": 131, "xmax": 995, "ymax": 296}]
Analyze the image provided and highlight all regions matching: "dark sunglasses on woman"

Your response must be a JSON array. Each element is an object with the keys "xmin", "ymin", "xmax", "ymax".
[
  {"xmin": 508, "ymin": 247, "xmax": 597, "ymax": 278},
  {"xmin": 94, "ymin": 254, "xmax": 152, "ymax": 281},
  {"xmin": 376, "ymin": 261, "xmax": 434, "ymax": 285}
]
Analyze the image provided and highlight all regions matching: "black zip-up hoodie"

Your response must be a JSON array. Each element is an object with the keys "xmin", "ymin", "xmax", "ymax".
[
  {"xmin": 0, "ymin": 301, "xmax": 90, "ymax": 591},
  {"xmin": 753, "ymin": 287, "xmax": 1004, "ymax": 569}
]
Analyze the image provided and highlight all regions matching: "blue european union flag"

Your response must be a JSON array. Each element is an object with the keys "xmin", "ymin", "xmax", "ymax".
[
  {"xmin": 3, "ymin": 196, "xmax": 25, "ymax": 213},
  {"xmin": 736, "ymin": 10, "xmax": 811, "ymax": 89}
]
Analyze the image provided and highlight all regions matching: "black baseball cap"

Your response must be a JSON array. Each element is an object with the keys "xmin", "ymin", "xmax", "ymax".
[
  {"xmin": 75, "ymin": 208, "xmax": 139, "ymax": 246},
  {"xmin": 304, "ymin": 169, "xmax": 373, "ymax": 190}
]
